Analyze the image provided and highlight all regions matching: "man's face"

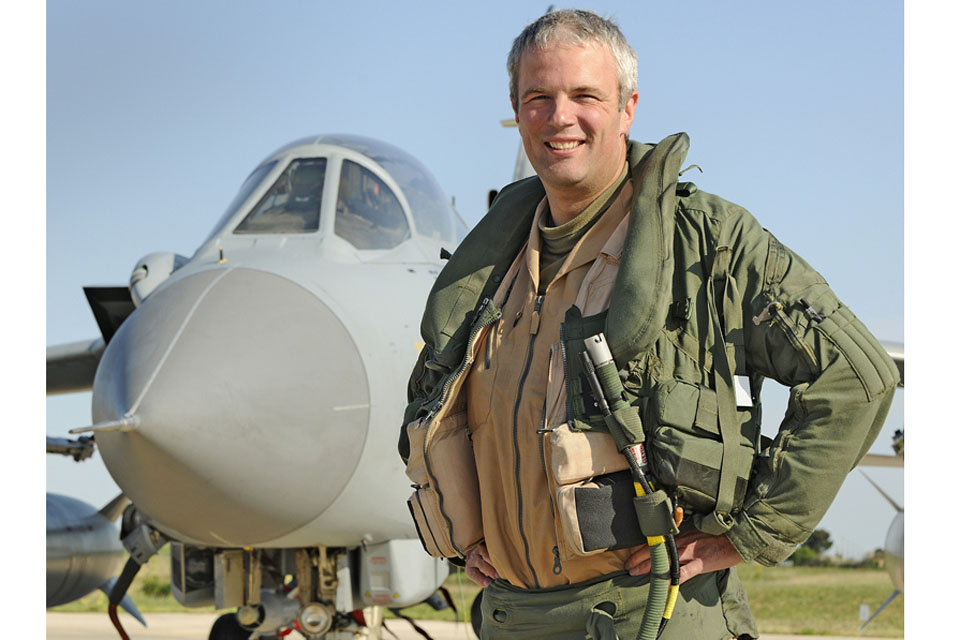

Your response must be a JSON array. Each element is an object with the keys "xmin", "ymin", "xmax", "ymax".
[{"xmin": 514, "ymin": 41, "xmax": 638, "ymax": 203}]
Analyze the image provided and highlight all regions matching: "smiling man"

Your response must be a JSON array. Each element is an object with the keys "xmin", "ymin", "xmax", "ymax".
[
  {"xmin": 400, "ymin": 9, "xmax": 897, "ymax": 639},
  {"xmin": 513, "ymin": 36, "xmax": 636, "ymax": 224}
]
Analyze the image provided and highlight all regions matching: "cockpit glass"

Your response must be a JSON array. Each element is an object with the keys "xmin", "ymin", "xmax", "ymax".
[
  {"xmin": 234, "ymin": 158, "xmax": 327, "ymax": 234},
  {"xmin": 313, "ymin": 135, "xmax": 459, "ymax": 244},
  {"xmin": 206, "ymin": 160, "xmax": 279, "ymax": 240},
  {"xmin": 381, "ymin": 159, "xmax": 455, "ymax": 244},
  {"xmin": 335, "ymin": 160, "xmax": 411, "ymax": 250}
]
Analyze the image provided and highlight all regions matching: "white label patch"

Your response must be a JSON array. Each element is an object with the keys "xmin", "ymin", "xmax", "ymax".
[{"xmin": 734, "ymin": 375, "xmax": 753, "ymax": 408}]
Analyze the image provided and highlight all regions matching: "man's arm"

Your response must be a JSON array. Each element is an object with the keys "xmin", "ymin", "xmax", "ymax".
[
  {"xmin": 723, "ymin": 210, "xmax": 899, "ymax": 566},
  {"xmin": 629, "ymin": 205, "xmax": 897, "ymax": 579}
]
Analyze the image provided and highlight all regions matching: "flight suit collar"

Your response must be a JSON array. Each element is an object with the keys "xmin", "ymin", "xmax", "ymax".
[{"xmin": 525, "ymin": 170, "xmax": 634, "ymax": 295}]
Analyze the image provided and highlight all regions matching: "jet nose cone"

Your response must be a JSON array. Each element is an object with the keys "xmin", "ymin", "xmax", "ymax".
[{"xmin": 92, "ymin": 267, "xmax": 370, "ymax": 546}]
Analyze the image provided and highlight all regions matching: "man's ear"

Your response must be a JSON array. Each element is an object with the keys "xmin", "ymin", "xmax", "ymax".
[{"xmin": 620, "ymin": 90, "xmax": 639, "ymax": 135}]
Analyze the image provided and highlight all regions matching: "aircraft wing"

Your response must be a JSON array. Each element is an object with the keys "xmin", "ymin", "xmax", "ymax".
[
  {"xmin": 859, "ymin": 453, "xmax": 903, "ymax": 468},
  {"xmin": 47, "ymin": 338, "xmax": 104, "ymax": 395},
  {"xmin": 880, "ymin": 341, "xmax": 903, "ymax": 387},
  {"xmin": 857, "ymin": 342, "xmax": 903, "ymax": 470},
  {"xmin": 47, "ymin": 285, "xmax": 136, "ymax": 395},
  {"xmin": 46, "ymin": 435, "xmax": 96, "ymax": 461}
]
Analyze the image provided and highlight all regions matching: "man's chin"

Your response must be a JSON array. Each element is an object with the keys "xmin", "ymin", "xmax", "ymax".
[{"xmin": 531, "ymin": 162, "xmax": 587, "ymax": 190}]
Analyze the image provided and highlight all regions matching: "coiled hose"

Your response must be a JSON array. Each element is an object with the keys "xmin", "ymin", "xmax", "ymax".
[{"xmin": 581, "ymin": 335, "xmax": 679, "ymax": 640}]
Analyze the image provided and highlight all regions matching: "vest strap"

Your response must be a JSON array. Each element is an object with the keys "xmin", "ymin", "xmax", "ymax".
[{"xmin": 696, "ymin": 246, "xmax": 742, "ymax": 535}]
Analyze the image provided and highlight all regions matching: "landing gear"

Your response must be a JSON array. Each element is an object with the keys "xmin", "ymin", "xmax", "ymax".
[{"xmin": 208, "ymin": 613, "xmax": 252, "ymax": 640}]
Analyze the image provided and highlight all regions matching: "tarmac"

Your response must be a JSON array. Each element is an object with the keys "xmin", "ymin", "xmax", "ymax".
[{"xmin": 46, "ymin": 612, "xmax": 893, "ymax": 640}]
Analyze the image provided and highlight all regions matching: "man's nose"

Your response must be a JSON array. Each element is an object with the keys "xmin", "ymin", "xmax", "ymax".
[{"xmin": 548, "ymin": 95, "xmax": 575, "ymax": 127}]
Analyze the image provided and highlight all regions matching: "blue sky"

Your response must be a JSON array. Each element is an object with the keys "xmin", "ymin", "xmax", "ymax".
[{"xmin": 39, "ymin": 0, "xmax": 908, "ymax": 573}]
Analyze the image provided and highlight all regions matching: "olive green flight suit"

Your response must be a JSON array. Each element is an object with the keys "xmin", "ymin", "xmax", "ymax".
[{"xmin": 400, "ymin": 133, "xmax": 898, "ymax": 639}]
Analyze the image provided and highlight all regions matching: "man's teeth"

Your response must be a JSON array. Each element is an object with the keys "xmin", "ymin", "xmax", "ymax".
[{"xmin": 547, "ymin": 141, "xmax": 581, "ymax": 150}]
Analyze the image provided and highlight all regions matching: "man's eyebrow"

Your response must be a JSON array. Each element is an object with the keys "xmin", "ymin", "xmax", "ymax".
[
  {"xmin": 520, "ymin": 85, "xmax": 606, "ymax": 101},
  {"xmin": 520, "ymin": 87, "xmax": 547, "ymax": 101},
  {"xmin": 571, "ymin": 84, "xmax": 605, "ymax": 96}
]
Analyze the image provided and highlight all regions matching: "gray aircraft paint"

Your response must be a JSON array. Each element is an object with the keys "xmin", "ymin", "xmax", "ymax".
[
  {"xmin": 55, "ymin": 135, "xmax": 462, "ymax": 553},
  {"xmin": 47, "ymin": 493, "xmax": 126, "ymax": 607}
]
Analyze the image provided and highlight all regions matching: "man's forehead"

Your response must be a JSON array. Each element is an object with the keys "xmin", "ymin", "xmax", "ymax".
[
  {"xmin": 517, "ymin": 40, "xmax": 616, "ymax": 89},
  {"xmin": 521, "ymin": 38, "xmax": 610, "ymax": 61}
]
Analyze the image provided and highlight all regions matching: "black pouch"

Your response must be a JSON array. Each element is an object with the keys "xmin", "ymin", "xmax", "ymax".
[{"xmin": 558, "ymin": 470, "xmax": 677, "ymax": 554}]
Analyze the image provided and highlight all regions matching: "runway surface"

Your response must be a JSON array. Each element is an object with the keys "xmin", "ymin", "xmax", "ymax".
[{"xmin": 46, "ymin": 612, "xmax": 894, "ymax": 640}]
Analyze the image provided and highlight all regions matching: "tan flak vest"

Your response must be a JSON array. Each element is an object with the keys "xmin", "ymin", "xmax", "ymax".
[{"xmin": 463, "ymin": 176, "xmax": 637, "ymax": 589}]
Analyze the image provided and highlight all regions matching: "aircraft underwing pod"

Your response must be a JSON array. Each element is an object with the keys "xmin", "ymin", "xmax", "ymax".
[
  {"xmin": 45, "ymin": 493, "xmax": 145, "ymax": 625},
  {"xmin": 46, "ymin": 493, "xmax": 125, "ymax": 607},
  {"xmin": 49, "ymin": 135, "xmax": 466, "ymax": 638}
]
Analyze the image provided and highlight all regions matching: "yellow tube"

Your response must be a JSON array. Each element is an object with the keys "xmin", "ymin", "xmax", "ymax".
[{"xmin": 663, "ymin": 585, "xmax": 680, "ymax": 619}]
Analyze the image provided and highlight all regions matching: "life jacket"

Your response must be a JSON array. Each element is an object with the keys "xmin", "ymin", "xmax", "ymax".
[{"xmin": 402, "ymin": 133, "xmax": 766, "ymax": 560}]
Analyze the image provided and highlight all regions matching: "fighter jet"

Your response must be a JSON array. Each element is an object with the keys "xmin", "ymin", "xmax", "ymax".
[{"xmin": 47, "ymin": 134, "xmax": 467, "ymax": 639}]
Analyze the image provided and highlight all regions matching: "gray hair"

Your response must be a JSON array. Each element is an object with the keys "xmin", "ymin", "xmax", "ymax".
[{"xmin": 507, "ymin": 9, "xmax": 638, "ymax": 111}]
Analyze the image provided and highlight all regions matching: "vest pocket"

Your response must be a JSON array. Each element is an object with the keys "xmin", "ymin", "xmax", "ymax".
[
  {"xmin": 404, "ymin": 409, "xmax": 483, "ymax": 559},
  {"xmin": 408, "ymin": 486, "xmax": 459, "ymax": 558},
  {"xmin": 545, "ymin": 423, "xmax": 628, "ymax": 486},
  {"xmin": 647, "ymin": 380, "xmax": 755, "ymax": 514},
  {"xmin": 542, "ymin": 423, "xmax": 631, "ymax": 559}
]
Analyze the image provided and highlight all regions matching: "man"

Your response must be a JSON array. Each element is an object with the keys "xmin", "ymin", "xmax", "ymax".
[{"xmin": 399, "ymin": 9, "xmax": 897, "ymax": 639}]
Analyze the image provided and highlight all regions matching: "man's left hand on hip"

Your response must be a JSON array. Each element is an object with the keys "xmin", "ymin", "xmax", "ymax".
[{"xmin": 625, "ymin": 530, "xmax": 744, "ymax": 584}]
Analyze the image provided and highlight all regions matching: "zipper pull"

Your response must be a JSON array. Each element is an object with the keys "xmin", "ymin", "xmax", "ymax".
[
  {"xmin": 752, "ymin": 301, "xmax": 783, "ymax": 326},
  {"xmin": 552, "ymin": 546, "xmax": 563, "ymax": 575},
  {"xmin": 530, "ymin": 295, "xmax": 545, "ymax": 335},
  {"xmin": 799, "ymin": 297, "xmax": 825, "ymax": 323}
]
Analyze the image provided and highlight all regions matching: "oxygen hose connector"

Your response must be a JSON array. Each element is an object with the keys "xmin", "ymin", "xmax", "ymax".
[{"xmin": 580, "ymin": 333, "xmax": 679, "ymax": 640}]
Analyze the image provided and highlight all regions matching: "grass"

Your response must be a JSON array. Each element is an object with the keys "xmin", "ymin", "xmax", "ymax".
[
  {"xmin": 51, "ymin": 555, "xmax": 903, "ymax": 637},
  {"xmin": 737, "ymin": 564, "xmax": 903, "ymax": 637}
]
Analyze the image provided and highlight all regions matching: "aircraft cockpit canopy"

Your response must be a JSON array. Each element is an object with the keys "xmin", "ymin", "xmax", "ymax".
[
  {"xmin": 235, "ymin": 158, "xmax": 327, "ymax": 234},
  {"xmin": 208, "ymin": 135, "xmax": 464, "ymax": 251}
]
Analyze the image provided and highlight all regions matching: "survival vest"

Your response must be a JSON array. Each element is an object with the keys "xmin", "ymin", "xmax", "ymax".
[{"xmin": 401, "ymin": 134, "xmax": 768, "ymax": 561}]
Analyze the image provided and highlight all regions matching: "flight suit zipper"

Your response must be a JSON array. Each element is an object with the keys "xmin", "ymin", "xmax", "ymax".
[
  {"xmin": 430, "ymin": 298, "xmax": 502, "ymax": 416},
  {"xmin": 552, "ymin": 546, "xmax": 563, "ymax": 575},
  {"xmin": 537, "ymin": 348, "xmax": 562, "ymax": 575},
  {"xmin": 754, "ymin": 300, "xmax": 817, "ymax": 371},
  {"xmin": 560, "ymin": 323, "xmax": 574, "ymax": 425},
  {"xmin": 538, "ymin": 443, "xmax": 564, "ymax": 577},
  {"xmin": 512, "ymin": 293, "xmax": 544, "ymax": 587}
]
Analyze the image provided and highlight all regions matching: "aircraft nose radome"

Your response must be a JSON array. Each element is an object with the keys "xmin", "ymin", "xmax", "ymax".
[{"xmin": 92, "ymin": 267, "xmax": 370, "ymax": 546}]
